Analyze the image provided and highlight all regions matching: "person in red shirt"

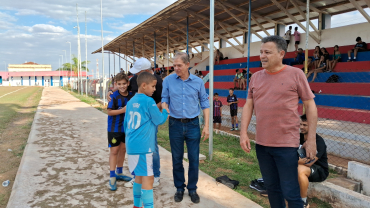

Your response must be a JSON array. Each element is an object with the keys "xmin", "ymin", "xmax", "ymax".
[
  {"xmin": 240, "ymin": 35, "xmax": 318, "ymax": 208},
  {"xmin": 213, "ymin": 93, "xmax": 223, "ymax": 129}
]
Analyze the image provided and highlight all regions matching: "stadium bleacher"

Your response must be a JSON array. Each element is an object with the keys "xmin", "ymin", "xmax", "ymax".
[{"xmin": 203, "ymin": 43, "xmax": 370, "ymax": 124}]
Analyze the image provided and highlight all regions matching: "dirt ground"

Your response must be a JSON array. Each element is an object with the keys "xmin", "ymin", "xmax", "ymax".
[{"xmin": 0, "ymin": 87, "xmax": 43, "ymax": 207}]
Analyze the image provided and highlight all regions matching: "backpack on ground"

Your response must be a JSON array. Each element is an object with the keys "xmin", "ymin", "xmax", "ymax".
[
  {"xmin": 326, "ymin": 74, "xmax": 340, "ymax": 83},
  {"xmin": 216, "ymin": 175, "xmax": 239, "ymax": 189}
]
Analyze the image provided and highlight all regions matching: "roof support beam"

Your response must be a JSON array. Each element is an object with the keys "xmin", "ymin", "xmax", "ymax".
[
  {"xmin": 217, "ymin": 2, "xmax": 263, "ymax": 40},
  {"xmin": 270, "ymin": 0, "xmax": 320, "ymax": 44},
  {"xmin": 195, "ymin": 18, "xmax": 244, "ymax": 54},
  {"xmin": 251, "ymin": 15, "xmax": 270, "ymax": 36},
  {"xmin": 290, "ymin": 0, "xmax": 319, "ymax": 35},
  {"xmin": 349, "ymin": 0, "xmax": 370, "ymax": 23},
  {"xmin": 295, "ymin": 0, "xmax": 329, "ymax": 14},
  {"xmin": 111, "ymin": 51, "xmax": 133, "ymax": 64},
  {"xmin": 218, "ymin": 22, "xmax": 243, "ymax": 46},
  {"xmin": 365, "ymin": 0, "xmax": 370, "ymax": 10}
]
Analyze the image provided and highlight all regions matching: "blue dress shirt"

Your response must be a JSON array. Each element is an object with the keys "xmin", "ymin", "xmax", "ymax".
[{"xmin": 162, "ymin": 72, "xmax": 210, "ymax": 119}]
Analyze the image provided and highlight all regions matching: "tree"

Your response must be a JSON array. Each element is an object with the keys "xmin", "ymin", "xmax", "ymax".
[{"xmin": 57, "ymin": 55, "xmax": 90, "ymax": 74}]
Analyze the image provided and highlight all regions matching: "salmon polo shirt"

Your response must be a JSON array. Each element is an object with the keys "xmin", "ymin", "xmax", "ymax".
[{"xmin": 247, "ymin": 65, "xmax": 315, "ymax": 147}]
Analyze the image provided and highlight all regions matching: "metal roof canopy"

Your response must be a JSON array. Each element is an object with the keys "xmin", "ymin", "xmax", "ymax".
[{"xmin": 92, "ymin": 0, "xmax": 370, "ymax": 63}]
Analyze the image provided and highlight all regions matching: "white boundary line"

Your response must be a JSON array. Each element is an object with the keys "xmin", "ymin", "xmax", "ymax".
[{"xmin": 0, "ymin": 87, "xmax": 28, "ymax": 99}]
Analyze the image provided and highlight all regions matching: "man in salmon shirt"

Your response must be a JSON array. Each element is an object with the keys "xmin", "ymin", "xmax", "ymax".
[{"xmin": 239, "ymin": 35, "xmax": 318, "ymax": 208}]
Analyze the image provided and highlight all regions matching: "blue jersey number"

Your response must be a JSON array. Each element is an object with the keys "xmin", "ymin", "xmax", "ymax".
[{"xmin": 128, "ymin": 111, "xmax": 141, "ymax": 129}]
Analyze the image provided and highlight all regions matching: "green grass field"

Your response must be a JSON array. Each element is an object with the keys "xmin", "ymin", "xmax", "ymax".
[{"xmin": 0, "ymin": 86, "xmax": 43, "ymax": 206}]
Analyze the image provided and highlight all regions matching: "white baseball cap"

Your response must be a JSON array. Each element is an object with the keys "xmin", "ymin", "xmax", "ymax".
[{"xmin": 129, "ymin": 57, "xmax": 151, "ymax": 74}]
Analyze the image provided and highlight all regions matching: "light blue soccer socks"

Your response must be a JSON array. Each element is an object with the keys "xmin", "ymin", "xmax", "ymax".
[
  {"xmin": 141, "ymin": 189, "xmax": 154, "ymax": 208},
  {"xmin": 133, "ymin": 182, "xmax": 143, "ymax": 207}
]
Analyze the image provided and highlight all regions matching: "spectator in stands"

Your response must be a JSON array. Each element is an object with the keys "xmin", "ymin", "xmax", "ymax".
[
  {"xmin": 194, "ymin": 69, "xmax": 199, "ymax": 76},
  {"xmin": 120, "ymin": 68, "xmax": 124, "ymax": 73},
  {"xmin": 302, "ymin": 57, "xmax": 314, "ymax": 73},
  {"xmin": 348, "ymin": 37, "xmax": 367, "ymax": 62},
  {"xmin": 170, "ymin": 66, "xmax": 174, "ymax": 73},
  {"xmin": 313, "ymin": 46, "xmax": 322, "ymax": 67},
  {"xmin": 227, "ymin": 88, "xmax": 239, "ymax": 131},
  {"xmin": 298, "ymin": 114, "xmax": 328, "ymax": 208},
  {"xmin": 289, "ymin": 48, "xmax": 305, "ymax": 66},
  {"xmin": 130, "ymin": 63, "xmax": 133, "ymax": 69},
  {"xmin": 213, "ymin": 93, "xmax": 223, "ymax": 130},
  {"xmin": 329, "ymin": 45, "xmax": 341, "ymax": 71},
  {"xmin": 214, "ymin": 49, "xmax": 224, "ymax": 65},
  {"xmin": 198, "ymin": 71, "xmax": 204, "ymax": 79},
  {"xmin": 233, "ymin": 69, "xmax": 243, "ymax": 90},
  {"xmin": 284, "ymin": 26, "xmax": 292, "ymax": 47},
  {"xmin": 320, "ymin": 47, "xmax": 330, "ymax": 68},
  {"xmin": 240, "ymin": 35, "xmax": 317, "ymax": 208},
  {"xmin": 239, "ymin": 69, "xmax": 253, "ymax": 90},
  {"xmin": 161, "ymin": 65, "xmax": 166, "ymax": 74},
  {"xmin": 306, "ymin": 55, "xmax": 328, "ymax": 82},
  {"xmin": 294, "ymin": 27, "xmax": 301, "ymax": 51}
]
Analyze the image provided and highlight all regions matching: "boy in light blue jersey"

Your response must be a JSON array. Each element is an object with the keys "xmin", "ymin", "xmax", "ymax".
[{"xmin": 124, "ymin": 72, "xmax": 169, "ymax": 208}]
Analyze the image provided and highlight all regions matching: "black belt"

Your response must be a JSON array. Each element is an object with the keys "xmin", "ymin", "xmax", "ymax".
[{"xmin": 170, "ymin": 116, "xmax": 198, "ymax": 123}]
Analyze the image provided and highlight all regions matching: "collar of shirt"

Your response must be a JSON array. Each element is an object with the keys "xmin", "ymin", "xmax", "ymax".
[{"xmin": 175, "ymin": 71, "xmax": 195, "ymax": 81}]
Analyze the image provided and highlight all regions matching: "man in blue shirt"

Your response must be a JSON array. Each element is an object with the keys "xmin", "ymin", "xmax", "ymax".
[
  {"xmin": 289, "ymin": 48, "xmax": 305, "ymax": 66},
  {"xmin": 162, "ymin": 52, "xmax": 210, "ymax": 204}
]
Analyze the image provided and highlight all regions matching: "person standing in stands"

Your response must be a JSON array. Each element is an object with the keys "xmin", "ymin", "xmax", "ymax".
[
  {"xmin": 162, "ymin": 52, "xmax": 210, "ymax": 204},
  {"xmin": 284, "ymin": 26, "xmax": 292, "ymax": 48},
  {"xmin": 298, "ymin": 114, "xmax": 329, "ymax": 208},
  {"xmin": 293, "ymin": 27, "xmax": 301, "ymax": 52},
  {"xmin": 240, "ymin": 35, "xmax": 318, "ymax": 208},
  {"xmin": 227, "ymin": 88, "xmax": 239, "ymax": 131},
  {"xmin": 347, "ymin": 37, "xmax": 367, "ymax": 62}
]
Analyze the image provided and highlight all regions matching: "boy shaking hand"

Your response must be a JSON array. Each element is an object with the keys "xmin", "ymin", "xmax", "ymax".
[{"xmin": 124, "ymin": 72, "xmax": 169, "ymax": 208}]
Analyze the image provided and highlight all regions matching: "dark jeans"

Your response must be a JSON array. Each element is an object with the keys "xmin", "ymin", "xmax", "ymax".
[
  {"xmin": 256, "ymin": 144, "xmax": 303, "ymax": 208},
  {"xmin": 169, "ymin": 117, "xmax": 200, "ymax": 193}
]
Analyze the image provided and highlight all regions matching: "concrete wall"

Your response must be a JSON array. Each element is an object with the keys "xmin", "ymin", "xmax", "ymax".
[{"xmin": 348, "ymin": 161, "xmax": 370, "ymax": 196}]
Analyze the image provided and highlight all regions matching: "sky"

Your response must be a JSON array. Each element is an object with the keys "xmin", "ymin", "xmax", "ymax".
[{"xmin": 0, "ymin": 1, "xmax": 369, "ymax": 77}]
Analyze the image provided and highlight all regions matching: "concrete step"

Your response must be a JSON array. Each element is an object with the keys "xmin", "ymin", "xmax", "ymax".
[{"xmin": 327, "ymin": 177, "xmax": 361, "ymax": 193}]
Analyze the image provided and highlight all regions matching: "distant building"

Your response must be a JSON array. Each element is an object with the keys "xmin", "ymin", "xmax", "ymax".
[{"xmin": 0, "ymin": 61, "xmax": 87, "ymax": 87}]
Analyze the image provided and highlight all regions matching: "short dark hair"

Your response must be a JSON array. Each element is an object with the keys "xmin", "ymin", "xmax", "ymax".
[
  {"xmin": 289, "ymin": 26, "xmax": 292, "ymax": 29},
  {"xmin": 295, "ymin": 27, "xmax": 298, "ymax": 30},
  {"xmin": 236, "ymin": 69, "xmax": 239, "ymax": 72},
  {"xmin": 114, "ymin": 72, "xmax": 129, "ymax": 83},
  {"xmin": 356, "ymin": 37, "xmax": 361, "ymax": 42},
  {"xmin": 298, "ymin": 48, "xmax": 303, "ymax": 51},
  {"xmin": 229, "ymin": 88, "xmax": 234, "ymax": 91},
  {"xmin": 261, "ymin": 35, "xmax": 287, "ymax": 53},
  {"xmin": 137, "ymin": 71, "xmax": 156, "ymax": 87},
  {"xmin": 214, "ymin": 93, "xmax": 219, "ymax": 96},
  {"xmin": 300, "ymin": 114, "xmax": 307, "ymax": 121}
]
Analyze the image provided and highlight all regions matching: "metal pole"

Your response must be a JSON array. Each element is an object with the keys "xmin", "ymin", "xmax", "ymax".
[
  {"xmin": 186, "ymin": 16, "xmax": 189, "ymax": 55},
  {"xmin": 154, "ymin": 32, "xmax": 156, "ymax": 69},
  {"xmin": 60, "ymin": 55, "xmax": 63, "ymax": 87},
  {"xmin": 209, "ymin": 0, "xmax": 215, "ymax": 161},
  {"xmin": 101, "ymin": 0, "xmax": 106, "ymax": 105},
  {"xmin": 167, "ymin": 24, "xmax": 169, "ymax": 74},
  {"xmin": 67, "ymin": 41, "xmax": 71, "ymax": 91},
  {"xmin": 246, "ymin": 0, "xmax": 252, "ymax": 95},
  {"xmin": 76, "ymin": 4, "xmax": 81, "ymax": 94},
  {"xmin": 85, "ymin": 11, "xmax": 88, "ymax": 97},
  {"xmin": 109, "ymin": 52, "xmax": 111, "ymax": 78},
  {"xmin": 119, "ymin": 48, "xmax": 121, "ymax": 72},
  {"xmin": 133, "ymin": 41, "xmax": 135, "ymax": 61},
  {"xmin": 114, "ymin": 52, "xmax": 115, "ymax": 75},
  {"xmin": 304, "ymin": 0, "xmax": 310, "ymax": 74},
  {"xmin": 63, "ymin": 50, "xmax": 66, "ymax": 87}
]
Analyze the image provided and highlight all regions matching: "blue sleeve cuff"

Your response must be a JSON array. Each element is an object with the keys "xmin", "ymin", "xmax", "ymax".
[{"xmin": 161, "ymin": 97, "xmax": 169, "ymax": 103}]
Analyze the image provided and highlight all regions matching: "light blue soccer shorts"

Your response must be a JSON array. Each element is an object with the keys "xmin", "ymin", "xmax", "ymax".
[{"xmin": 128, "ymin": 153, "xmax": 154, "ymax": 176}]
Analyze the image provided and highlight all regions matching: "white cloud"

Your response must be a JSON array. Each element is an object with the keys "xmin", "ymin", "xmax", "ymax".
[
  {"xmin": 28, "ymin": 24, "xmax": 68, "ymax": 34},
  {"xmin": 0, "ymin": 11, "xmax": 17, "ymax": 29},
  {"xmin": 92, "ymin": 29, "xmax": 114, "ymax": 34},
  {"xmin": 107, "ymin": 22, "xmax": 139, "ymax": 32}
]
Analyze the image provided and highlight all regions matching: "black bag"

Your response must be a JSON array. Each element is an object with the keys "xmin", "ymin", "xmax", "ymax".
[
  {"xmin": 326, "ymin": 74, "xmax": 339, "ymax": 83},
  {"xmin": 216, "ymin": 175, "xmax": 239, "ymax": 189}
]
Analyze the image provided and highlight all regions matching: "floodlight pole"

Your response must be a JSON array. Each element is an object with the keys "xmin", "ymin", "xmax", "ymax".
[
  {"xmin": 76, "ymin": 4, "xmax": 81, "ymax": 94},
  {"xmin": 101, "ymin": 0, "xmax": 106, "ymax": 105},
  {"xmin": 154, "ymin": 32, "xmax": 156, "ymax": 69},
  {"xmin": 66, "ymin": 42, "xmax": 72, "ymax": 91},
  {"xmin": 109, "ymin": 52, "xmax": 111, "ymax": 78},
  {"xmin": 304, "ymin": 0, "xmax": 310, "ymax": 74},
  {"xmin": 59, "ymin": 55, "xmax": 63, "ymax": 87},
  {"xmin": 246, "ymin": 0, "xmax": 252, "ymax": 94},
  {"xmin": 85, "ymin": 11, "xmax": 88, "ymax": 97},
  {"xmin": 209, "ymin": 0, "xmax": 215, "ymax": 161},
  {"xmin": 63, "ymin": 50, "xmax": 66, "ymax": 87}
]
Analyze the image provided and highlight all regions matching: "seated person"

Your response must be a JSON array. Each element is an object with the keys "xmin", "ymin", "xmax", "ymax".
[
  {"xmin": 214, "ymin": 49, "xmax": 224, "ymax": 65},
  {"xmin": 301, "ymin": 57, "xmax": 314, "ymax": 74},
  {"xmin": 348, "ymin": 37, "xmax": 367, "ymax": 62},
  {"xmin": 198, "ymin": 71, "xmax": 203, "ymax": 79},
  {"xmin": 289, "ymin": 48, "xmax": 305, "ymax": 66},
  {"xmin": 306, "ymin": 55, "xmax": 328, "ymax": 82},
  {"xmin": 239, "ymin": 69, "xmax": 253, "ymax": 90},
  {"xmin": 329, "ymin": 45, "xmax": 341, "ymax": 71},
  {"xmin": 320, "ymin": 47, "xmax": 330, "ymax": 70},
  {"xmin": 298, "ymin": 114, "xmax": 329, "ymax": 208},
  {"xmin": 312, "ymin": 46, "xmax": 322, "ymax": 67},
  {"xmin": 194, "ymin": 69, "xmax": 199, "ymax": 76},
  {"xmin": 233, "ymin": 69, "xmax": 243, "ymax": 90}
]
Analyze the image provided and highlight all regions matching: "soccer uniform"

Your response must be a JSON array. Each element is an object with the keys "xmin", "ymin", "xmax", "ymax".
[
  {"xmin": 107, "ymin": 90, "xmax": 133, "ymax": 147},
  {"xmin": 227, "ymin": 94, "xmax": 238, "ymax": 117},
  {"xmin": 124, "ymin": 93, "xmax": 168, "ymax": 176},
  {"xmin": 213, "ymin": 100, "xmax": 223, "ymax": 123}
]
